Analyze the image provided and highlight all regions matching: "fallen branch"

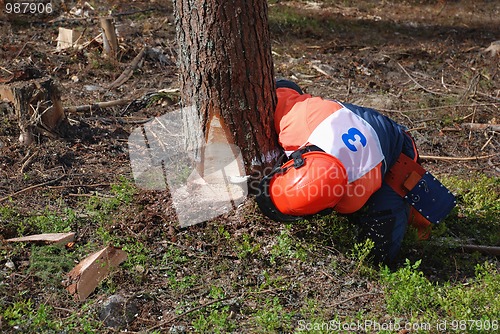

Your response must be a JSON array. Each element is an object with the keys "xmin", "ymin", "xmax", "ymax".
[
  {"xmin": 397, "ymin": 62, "xmax": 444, "ymax": 96},
  {"xmin": 462, "ymin": 123, "xmax": 500, "ymax": 132},
  {"xmin": 419, "ymin": 153, "xmax": 499, "ymax": 161},
  {"xmin": 379, "ymin": 102, "xmax": 499, "ymax": 114},
  {"xmin": 64, "ymin": 88, "xmax": 177, "ymax": 114},
  {"xmin": 0, "ymin": 175, "xmax": 65, "ymax": 203},
  {"xmin": 459, "ymin": 244, "xmax": 500, "ymax": 257},
  {"xmin": 107, "ymin": 48, "xmax": 146, "ymax": 89},
  {"xmin": 47, "ymin": 182, "xmax": 110, "ymax": 189},
  {"xmin": 63, "ymin": 98, "xmax": 132, "ymax": 113},
  {"xmin": 19, "ymin": 149, "xmax": 37, "ymax": 174}
]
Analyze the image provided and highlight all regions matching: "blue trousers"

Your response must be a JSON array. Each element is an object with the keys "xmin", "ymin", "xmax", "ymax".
[
  {"xmin": 348, "ymin": 133, "xmax": 417, "ymax": 264},
  {"xmin": 351, "ymin": 182, "xmax": 410, "ymax": 264}
]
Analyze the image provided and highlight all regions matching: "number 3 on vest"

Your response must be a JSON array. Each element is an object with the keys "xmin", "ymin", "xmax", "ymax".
[{"xmin": 342, "ymin": 127, "xmax": 367, "ymax": 152}]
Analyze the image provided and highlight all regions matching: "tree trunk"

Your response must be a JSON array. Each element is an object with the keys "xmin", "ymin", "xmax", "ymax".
[{"xmin": 172, "ymin": 0, "xmax": 279, "ymax": 178}]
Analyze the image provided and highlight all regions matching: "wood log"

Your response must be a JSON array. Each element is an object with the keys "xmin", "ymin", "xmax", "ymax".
[{"xmin": 0, "ymin": 76, "xmax": 65, "ymax": 145}]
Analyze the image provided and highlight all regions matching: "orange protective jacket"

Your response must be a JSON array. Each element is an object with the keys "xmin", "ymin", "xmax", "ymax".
[{"xmin": 275, "ymin": 87, "xmax": 407, "ymax": 214}]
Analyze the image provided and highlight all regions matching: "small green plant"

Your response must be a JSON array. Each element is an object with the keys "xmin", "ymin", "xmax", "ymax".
[
  {"xmin": 297, "ymin": 298, "xmax": 330, "ymax": 331},
  {"xmin": 121, "ymin": 239, "xmax": 151, "ymax": 269},
  {"xmin": 268, "ymin": 4, "xmax": 329, "ymax": 38},
  {"xmin": 236, "ymin": 233, "xmax": 261, "ymax": 259},
  {"xmin": 208, "ymin": 285, "xmax": 225, "ymax": 299},
  {"xmin": 297, "ymin": 214, "xmax": 355, "ymax": 253},
  {"xmin": 167, "ymin": 271, "xmax": 199, "ymax": 292},
  {"xmin": 351, "ymin": 238, "xmax": 375, "ymax": 273},
  {"xmin": 192, "ymin": 306, "xmax": 237, "ymax": 333},
  {"xmin": 28, "ymin": 245, "xmax": 75, "ymax": 287},
  {"xmin": 270, "ymin": 227, "xmax": 307, "ymax": 264},
  {"xmin": 436, "ymin": 262, "xmax": 500, "ymax": 320},
  {"xmin": 445, "ymin": 175, "xmax": 499, "ymax": 222},
  {"xmin": 85, "ymin": 177, "xmax": 136, "ymax": 218},
  {"xmin": 110, "ymin": 177, "xmax": 136, "ymax": 204},
  {"xmin": 217, "ymin": 225, "xmax": 231, "ymax": 241},
  {"xmin": 0, "ymin": 205, "xmax": 24, "ymax": 235},
  {"xmin": 254, "ymin": 296, "xmax": 294, "ymax": 332},
  {"xmin": 380, "ymin": 259, "xmax": 436, "ymax": 316},
  {"xmin": 0, "ymin": 205, "xmax": 19, "ymax": 221},
  {"xmin": 24, "ymin": 207, "xmax": 76, "ymax": 234},
  {"xmin": 2, "ymin": 299, "xmax": 34, "ymax": 328},
  {"xmin": 441, "ymin": 175, "xmax": 499, "ymax": 245},
  {"xmin": 61, "ymin": 300, "xmax": 104, "ymax": 332},
  {"xmin": 381, "ymin": 260, "xmax": 500, "ymax": 332},
  {"xmin": 162, "ymin": 244, "xmax": 189, "ymax": 267},
  {"xmin": 2, "ymin": 299, "xmax": 59, "ymax": 332},
  {"xmin": 191, "ymin": 286, "xmax": 237, "ymax": 333}
]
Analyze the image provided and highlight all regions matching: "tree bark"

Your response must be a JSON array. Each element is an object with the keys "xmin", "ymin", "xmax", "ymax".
[{"xmin": 173, "ymin": 0, "xmax": 279, "ymax": 178}]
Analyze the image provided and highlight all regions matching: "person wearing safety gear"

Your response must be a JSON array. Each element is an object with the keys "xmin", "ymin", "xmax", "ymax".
[{"xmin": 256, "ymin": 79, "xmax": 456, "ymax": 264}]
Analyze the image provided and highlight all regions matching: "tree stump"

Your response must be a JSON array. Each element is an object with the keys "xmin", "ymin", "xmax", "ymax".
[{"xmin": 0, "ymin": 76, "xmax": 66, "ymax": 145}]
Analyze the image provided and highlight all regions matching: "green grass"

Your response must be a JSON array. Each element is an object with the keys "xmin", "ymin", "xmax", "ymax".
[
  {"xmin": 1, "ymin": 173, "xmax": 498, "ymax": 332},
  {"xmin": 445, "ymin": 175, "xmax": 499, "ymax": 224},
  {"xmin": 235, "ymin": 233, "xmax": 261, "ymax": 259},
  {"xmin": 270, "ymin": 226, "xmax": 308, "ymax": 264},
  {"xmin": 269, "ymin": 5, "xmax": 330, "ymax": 39},
  {"xmin": 253, "ymin": 296, "xmax": 295, "ymax": 333},
  {"xmin": 380, "ymin": 260, "xmax": 499, "ymax": 333}
]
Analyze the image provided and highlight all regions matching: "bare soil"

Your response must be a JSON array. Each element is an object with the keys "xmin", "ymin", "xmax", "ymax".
[{"xmin": 0, "ymin": 0, "xmax": 499, "ymax": 332}]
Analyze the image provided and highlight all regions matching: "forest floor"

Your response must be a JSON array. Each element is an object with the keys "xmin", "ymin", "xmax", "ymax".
[{"xmin": 0, "ymin": 1, "xmax": 499, "ymax": 333}]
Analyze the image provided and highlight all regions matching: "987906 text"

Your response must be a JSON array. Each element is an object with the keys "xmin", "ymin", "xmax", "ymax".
[{"xmin": 4, "ymin": 1, "xmax": 53, "ymax": 15}]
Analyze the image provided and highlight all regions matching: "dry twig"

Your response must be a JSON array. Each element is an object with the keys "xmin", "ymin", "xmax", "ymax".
[
  {"xmin": 107, "ymin": 48, "xmax": 146, "ymax": 89},
  {"xmin": 459, "ymin": 244, "xmax": 500, "ymax": 256},
  {"xmin": 397, "ymin": 63, "xmax": 444, "ymax": 95},
  {"xmin": 419, "ymin": 153, "xmax": 499, "ymax": 161},
  {"xmin": 380, "ymin": 102, "xmax": 499, "ymax": 114},
  {"xmin": 63, "ymin": 98, "xmax": 132, "ymax": 113},
  {"xmin": 462, "ymin": 123, "xmax": 500, "ymax": 132},
  {"xmin": 0, "ymin": 175, "xmax": 66, "ymax": 203}
]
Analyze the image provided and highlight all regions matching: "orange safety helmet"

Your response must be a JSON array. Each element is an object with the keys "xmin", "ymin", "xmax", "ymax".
[{"xmin": 256, "ymin": 146, "xmax": 348, "ymax": 221}]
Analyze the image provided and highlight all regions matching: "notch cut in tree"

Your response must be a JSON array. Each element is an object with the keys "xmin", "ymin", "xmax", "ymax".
[
  {"xmin": 173, "ymin": 0, "xmax": 280, "ymax": 182},
  {"xmin": 0, "ymin": 76, "xmax": 66, "ymax": 145}
]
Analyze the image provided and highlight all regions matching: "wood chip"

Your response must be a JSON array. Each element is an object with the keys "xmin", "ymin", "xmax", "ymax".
[
  {"xmin": 5, "ymin": 232, "xmax": 75, "ymax": 245},
  {"xmin": 64, "ymin": 246, "xmax": 127, "ymax": 301}
]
